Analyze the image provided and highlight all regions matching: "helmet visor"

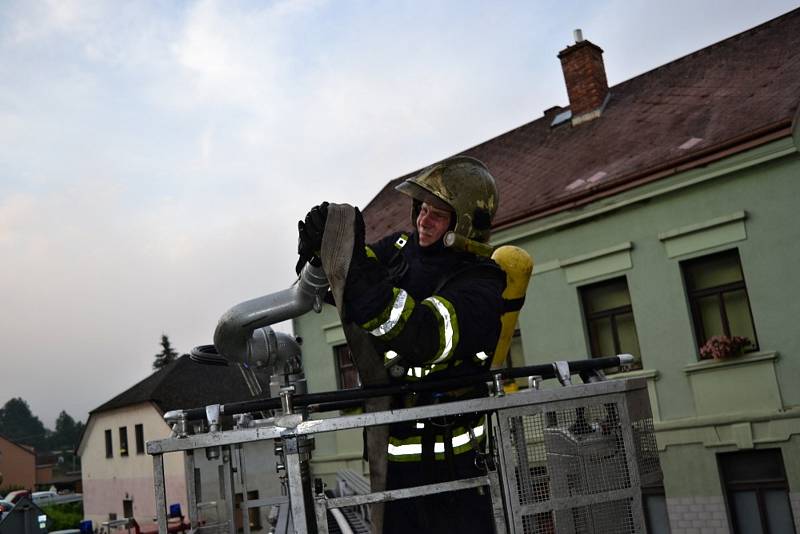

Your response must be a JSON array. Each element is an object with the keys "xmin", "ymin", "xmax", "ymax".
[{"xmin": 395, "ymin": 180, "xmax": 452, "ymax": 212}]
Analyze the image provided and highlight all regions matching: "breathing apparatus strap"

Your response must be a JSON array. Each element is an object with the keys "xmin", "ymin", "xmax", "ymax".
[
  {"xmin": 421, "ymin": 423, "xmax": 436, "ymax": 483},
  {"xmin": 442, "ymin": 423, "xmax": 457, "ymax": 477}
]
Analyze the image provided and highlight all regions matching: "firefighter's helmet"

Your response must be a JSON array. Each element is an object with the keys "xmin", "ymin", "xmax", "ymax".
[{"xmin": 395, "ymin": 156, "xmax": 498, "ymax": 244}]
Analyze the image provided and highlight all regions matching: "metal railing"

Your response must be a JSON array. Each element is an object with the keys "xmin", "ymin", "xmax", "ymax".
[{"xmin": 147, "ymin": 356, "xmax": 660, "ymax": 533}]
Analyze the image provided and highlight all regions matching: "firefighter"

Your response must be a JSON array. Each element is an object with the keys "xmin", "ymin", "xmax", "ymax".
[{"xmin": 297, "ymin": 156, "xmax": 505, "ymax": 533}]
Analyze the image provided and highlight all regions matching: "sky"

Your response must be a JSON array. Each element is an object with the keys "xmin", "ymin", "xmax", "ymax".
[{"xmin": 1, "ymin": 0, "xmax": 797, "ymax": 429}]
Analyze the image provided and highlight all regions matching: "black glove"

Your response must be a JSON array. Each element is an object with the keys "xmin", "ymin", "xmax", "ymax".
[{"xmin": 295, "ymin": 202, "xmax": 329, "ymax": 274}]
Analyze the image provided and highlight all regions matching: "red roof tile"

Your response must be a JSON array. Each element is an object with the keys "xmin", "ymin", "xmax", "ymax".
[{"xmin": 362, "ymin": 8, "xmax": 800, "ymax": 242}]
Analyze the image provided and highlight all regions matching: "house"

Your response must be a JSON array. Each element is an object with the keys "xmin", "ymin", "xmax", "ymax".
[
  {"xmin": 294, "ymin": 8, "xmax": 800, "ymax": 534},
  {"xmin": 77, "ymin": 355, "xmax": 280, "ymax": 528},
  {"xmin": 34, "ymin": 464, "xmax": 54, "ymax": 492},
  {"xmin": 35, "ymin": 450, "xmax": 82, "ymax": 493},
  {"xmin": 35, "ymin": 463, "xmax": 82, "ymax": 494},
  {"xmin": 0, "ymin": 433, "xmax": 36, "ymax": 492}
]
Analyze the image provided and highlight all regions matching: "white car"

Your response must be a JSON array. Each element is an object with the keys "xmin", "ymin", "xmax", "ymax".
[
  {"xmin": 31, "ymin": 491, "xmax": 58, "ymax": 506},
  {"xmin": 0, "ymin": 499, "xmax": 14, "ymax": 520}
]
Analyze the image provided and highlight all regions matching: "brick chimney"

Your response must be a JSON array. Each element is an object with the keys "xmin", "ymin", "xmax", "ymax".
[{"xmin": 558, "ymin": 29, "xmax": 609, "ymax": 125}]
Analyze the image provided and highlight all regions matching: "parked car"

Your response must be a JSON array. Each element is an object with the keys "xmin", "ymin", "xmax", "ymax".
[
  {"xmin": 3, "ymin": 490, "xmax": 31, "ymax": 504},
  {"xmin": 0, "ymin": 499, "xmax": 14, "ymax": 520},
  {"xmin": 32, "ymin": 490, "xmax": 58, "ymax": 506}
]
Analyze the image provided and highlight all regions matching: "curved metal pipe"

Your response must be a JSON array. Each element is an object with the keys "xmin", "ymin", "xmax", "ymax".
[
  {"xmin": 213, "ymin": 263, "xmax": 328, "ymax": 364},
  {"xmin": 330, "ymin": 508, "xmax": 354, "ymax": 534}
]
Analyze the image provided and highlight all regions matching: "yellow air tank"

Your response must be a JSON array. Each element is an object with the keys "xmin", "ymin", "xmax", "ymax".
[{"xmin": 490, "ymin": 245, "xmax": 534, "ymax": 370}]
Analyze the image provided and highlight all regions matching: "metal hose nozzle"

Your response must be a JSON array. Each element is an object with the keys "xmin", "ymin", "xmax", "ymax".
[{"xmin": 213, "ymin": 263, "xmax": 328, "ymax": 364}]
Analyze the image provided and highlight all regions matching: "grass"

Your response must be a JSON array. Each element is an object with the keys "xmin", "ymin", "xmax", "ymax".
[{"xmin": 42, "ymin": 501, "xmax": 84, "ymax": 531}]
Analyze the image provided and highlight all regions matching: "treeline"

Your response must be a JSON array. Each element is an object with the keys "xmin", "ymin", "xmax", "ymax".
[
  {"xmin": 2, "ymin": 333, "xmax": 183, "ymax": 452},
  {"xmin": 0, "ymin": 397, "xmax": 84, "ymax": 453}
]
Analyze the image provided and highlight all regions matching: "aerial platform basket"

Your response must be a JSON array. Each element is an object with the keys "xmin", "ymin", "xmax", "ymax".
[{"xmin": 147, "ymin": 358, "xmax": 660, "ymax": 534}]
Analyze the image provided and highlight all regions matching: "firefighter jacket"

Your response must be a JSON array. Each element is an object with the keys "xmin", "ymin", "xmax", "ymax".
[{"xmin": 344, "ymin": 231, "xmax": 506, "ymax": 463}]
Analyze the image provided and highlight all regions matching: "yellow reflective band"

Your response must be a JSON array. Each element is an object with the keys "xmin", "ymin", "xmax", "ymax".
[
  {"xmin": 387, "ymin": 424, "xmax": 486, "ymax": 457},
  {"xmin": 387, "ymin": 442, "xmax": 423, "ymax": 456},
  {"xmin": 451, "ymin": 423, "xmax": 484, "ymax": 449},
  {"xmin": 406, "ymin": 367, "xmax": 424, "ymax": 378},
  {"xmin": 370, "ymin": 289, "xmax": 410, "ymax": 337},
  {"xmin": 423, "ymin": 296, "xmax": 457, "ymax": 364}
]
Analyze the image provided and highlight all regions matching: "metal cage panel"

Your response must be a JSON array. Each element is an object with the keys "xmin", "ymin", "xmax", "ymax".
[{"xmin": 495, "ymin": 383, "xmax": 659, "ymax": 534}]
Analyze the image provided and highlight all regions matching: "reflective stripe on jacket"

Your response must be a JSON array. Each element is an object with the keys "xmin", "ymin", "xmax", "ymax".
[{"xmin": 387, "ymin": 417, "xmax": 487, "ymax": 462}]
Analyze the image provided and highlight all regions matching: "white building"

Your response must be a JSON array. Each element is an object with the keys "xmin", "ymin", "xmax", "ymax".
[{"xmin": 77, "ymin": 355, "xmax": 280, "ymax": 529}]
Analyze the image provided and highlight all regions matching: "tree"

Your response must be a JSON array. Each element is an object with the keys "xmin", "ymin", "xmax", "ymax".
[
  {"xmin": 0, "ymin": 397, "xmax": 49, "ymax": 450},
  {"xmin": 50, "ymin": 411, "xmax": 84, "ymax": 451},
  {"xmin": 153, "ymin": 334, "xmax": 179, "ymax": 370}
]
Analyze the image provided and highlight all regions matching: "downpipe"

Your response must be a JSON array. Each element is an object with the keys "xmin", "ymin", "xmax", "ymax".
[{"xmin": 213, "ymin": 263, "xmax": 329, "ymax": 364}]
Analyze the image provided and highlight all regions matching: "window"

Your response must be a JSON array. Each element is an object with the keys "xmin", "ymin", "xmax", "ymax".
[
  {"xmin": 682, "ymin": 249, "xmax": 757, "ymax": 358},
  {"xmin": 505, "ymin": 329, "xmax": 525, "ymax": 369},
  {"xmin": 334, "ymin": 345, "xmax": 361, "ymax": 389},
  {"xmin": 105, "ymin": 429, "xmax": 113, "ymax": 458},
  {"xmin": 119, "ymin": 427, "xmax": 129, "ymax": 457},
  {"xmin": 580, "ymin": 277, "xmax": 642, "ymax": 370},
  {"xmin": 643, "ymin": 485, "xmax": 671, "ymax": 534},
  {"xmin": 135, "ymin": 424, "xmax": 145, "ymax": 454},
  {"xmin": 719, "ymin": 449, "xmax": 796, "ymax": 534},
  {"xmin": 123, "ymin": 499, "xmax": 133, "ymax": 519},
  {"xmin": 504, "ymin": 329, "xmax": 528, "ymax": 389}
]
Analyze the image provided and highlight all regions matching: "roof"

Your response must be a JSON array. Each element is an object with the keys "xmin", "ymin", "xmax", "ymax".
[
  {"xmin": 0, "ymin": 433, "xmax": 36, "ymax": 456},
  {"xmin": 90, "ymin": 355, "xmax": 257, "ymax": 415},
  {"xmin": 362, "ymin": 8, "xmax": 800, "ymax": 242}
]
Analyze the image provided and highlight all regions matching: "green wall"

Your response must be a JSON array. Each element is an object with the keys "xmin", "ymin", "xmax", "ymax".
[{"xmin": 495, "ymin": 139, "xmax": 800, "ymax": 421}]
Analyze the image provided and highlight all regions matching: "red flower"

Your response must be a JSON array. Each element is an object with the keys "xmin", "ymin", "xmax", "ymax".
[{"xmin": 699, "ymin": 335, "xmax": 751, "ymax": 360}]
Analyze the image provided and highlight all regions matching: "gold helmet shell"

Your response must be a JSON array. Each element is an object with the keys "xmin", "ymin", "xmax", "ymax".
[{"xmin": 395, "ymin": 156, "xmax": 498, "ymax": 243}]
